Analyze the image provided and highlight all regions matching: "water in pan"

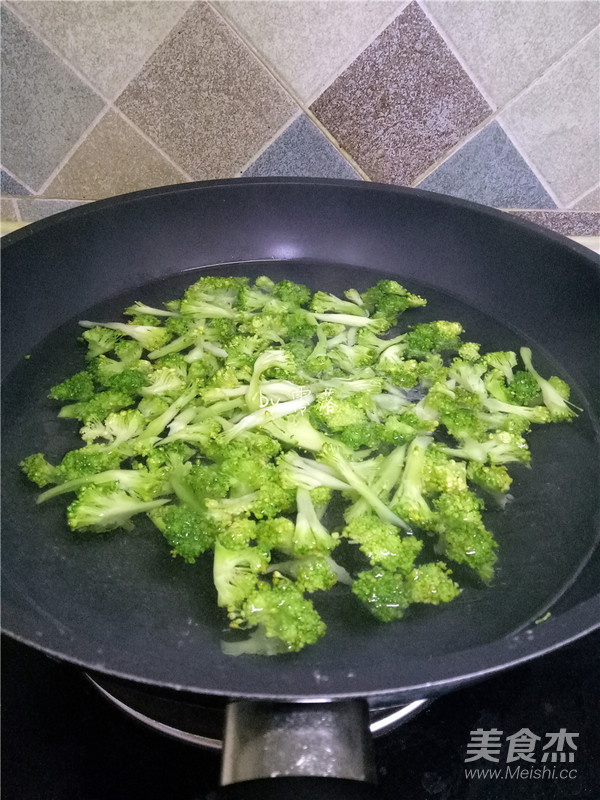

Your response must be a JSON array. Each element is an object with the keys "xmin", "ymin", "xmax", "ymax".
[{"xmin": 2, "ymin": 260, "xmax": 598, "ymax": 691}]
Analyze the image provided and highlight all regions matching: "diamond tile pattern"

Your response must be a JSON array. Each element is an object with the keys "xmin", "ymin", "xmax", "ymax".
[
  {"xmin": 9, "ymin": 1, "xmax": 191, "ymax": 100},
  {"xmin": 1, "ymin": 5, "xmax": 105, "ymax": 192},
  {"xmin": 418, "ymin": 122, "xmax": 555, "ymax": 208},
  {"xmin": 499, "ymin": 29, "xmax": 600, "ymax": 207},
  {"xmin": 1, "ymin": 0, "xmax": 597, "ymax": 235},
  {"xmin": 46, "ymin": 110, "xmax": 186, "ymax": 200},
  {"xmin": 116, "ymin": 3, "xmax": 297, "ymax": 180},
  {"xmin": 243, "ymin": 116, "xmax": 360, "ymax": 179},
  {"xmin": 424, "ymin": 0, "xmax": 599, "ymax": 107},
  {"xmin": 216, "ymin": 0, "xmax": 405, "ymax": 104},
  {"xmin": 310, "ymin": 2, "xmax": 492, "ymax": 186}
]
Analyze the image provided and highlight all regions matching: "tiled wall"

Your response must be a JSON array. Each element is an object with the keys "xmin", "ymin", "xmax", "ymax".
[{"xmin": 1, "ymin": 0, "xmax": 599, "ymax": 236}]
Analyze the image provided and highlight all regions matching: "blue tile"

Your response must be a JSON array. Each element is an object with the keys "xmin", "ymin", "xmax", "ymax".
[
  {"xmin": 417, "ymin": 122, "xmax": 556, "ymax": 208},
  {"xmin": 1, "ymin": 169, "xmax": 31, "ymax": 196},
  {"xmin": 243, "ymin": 115, "xmax": 361, "ymax": 179}
]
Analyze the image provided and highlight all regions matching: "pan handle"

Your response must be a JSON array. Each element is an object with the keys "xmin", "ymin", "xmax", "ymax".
[{"xmin": 208, "ymin": 699, "xmax": 379, "ymax": 798}]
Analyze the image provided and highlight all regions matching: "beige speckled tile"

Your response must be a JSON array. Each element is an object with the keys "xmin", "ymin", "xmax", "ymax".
[
  {"xmin": 46, "ymin": 110, "xmax": 187, "ymax": 200},
  {"xmin": 116, "ymin": 3, "xmax": 297, "ymax": 179},
  {"xmin": 16, "ymin": 198, "xmax": 87, "ymax": 223},
  {"xmin": 424, "ymin": 0, "xmax": 599, "ymax": 108},
  {"xmin": 499, "ymin": 29, "xmax": 600, "ymax": 207},
  {"xmin": 9, "ymin": 1, "xmax": 191, "ymax": 101},
  {"xmin": 0, "ymin": 198, "xmax": 19, "ymax": 222},
  {"xmin": 310, "ymin": 2, "xmax": 491, "ymax": 186},
  {"xmin": 215, "ymin": 0, "xmax": 406, "ymax": 104}
]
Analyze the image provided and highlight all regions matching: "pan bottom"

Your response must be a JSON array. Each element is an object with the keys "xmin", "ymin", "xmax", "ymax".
[{"xmin": 86, "ymin": 672, "xmax": 430, "ymax": 749}]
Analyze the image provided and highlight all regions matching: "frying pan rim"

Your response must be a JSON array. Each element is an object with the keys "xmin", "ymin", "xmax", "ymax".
[{"xmin": 2, "ymin": 177, "xmax": 598, "ymax": 702}]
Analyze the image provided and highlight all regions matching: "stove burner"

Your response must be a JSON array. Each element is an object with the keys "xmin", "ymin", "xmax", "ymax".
[{"xmin": 87, "ymin": 673, "xmax": 430, "ymax": 750}]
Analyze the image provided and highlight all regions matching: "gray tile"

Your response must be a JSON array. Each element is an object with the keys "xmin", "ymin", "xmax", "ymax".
[
  {"xmin": 1, "ymin": 169, "xmax": 31, "ymax": 196},
  {"xmin": 1, "ymin": 6, "xmax": 105, "ymax": 192},
  {"xmin": 424, "ymin": 0, "xmax": 599, "ymax": 107},
  {"xmin": 418, "ymin": 122, "xmax": 555, "ymax": 209},
  {"xmin": 116, "ymin": 3, "xmax": 297, "ymax": 179},
  {"xmin": 243, "ymin": 116, "xmax": 360, "ymax": 179},
  {"xmin": 216, "ymin": 1, "xmax": 406, "ymax": 104},
  {"xmin": 46, "ymin": 110, "xmax": 187, "ymax": 201},
  {"xmin": 10, "ymin": 1, "xmax": 191, "ymax": 101},
  {"xmin": 573, "ymin": 186, "xmax": 600, "ymax": 212},
  {"xmin": 510, "ymin": 211, "xmax": 599, "ymax": 237},
  {"xmin": 310, "ymin": 2, "xmax": 491, "ymax": 186},
  {"xmin": 16, "ymin": 198, "xmax": 87, "ymax": 223},
  {"xmin": 500, "ymin": 29, "xmax": 600, "ymax": 207}
]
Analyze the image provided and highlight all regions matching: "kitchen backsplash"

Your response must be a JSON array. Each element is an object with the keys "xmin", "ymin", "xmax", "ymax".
[{"xmin": 1, "ymin": 0, "xmax": 598, "ymax": 235}]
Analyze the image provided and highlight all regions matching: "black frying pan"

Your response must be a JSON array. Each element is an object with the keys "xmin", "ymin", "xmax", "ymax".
[{"xmin": 2, "ymin": 179, "xmax": 599, "ymax": 796}]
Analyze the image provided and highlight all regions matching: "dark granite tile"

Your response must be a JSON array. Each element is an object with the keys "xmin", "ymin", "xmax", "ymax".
[
  {"xmin": 310, "ymin": 1, "xmax": 491, "ymax": 185},
  {"xmin": 508, "ymin": 211, "xmax": 599, "ymax": 236},
  {"xmin": 1, "ymin": 168, "xmax": 32, "ymax": 196},
  {"xmin": 0, "ymin": 6, "xmax": 105, "ymax": 191},
  {"xmin": 243, "ymin": 115, "xmax": 360, "ymax": 179},
  {"xmin": 116, "ymin": 3, "xmax": 297, "ymax": 179},
  {"xmin": 418, "ymin": 122, "xmax": 556, "ymax": 208}
]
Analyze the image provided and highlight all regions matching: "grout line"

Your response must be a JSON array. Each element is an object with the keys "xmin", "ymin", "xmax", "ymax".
[
  {"xmin": 302, "ymin": 1, "xmax": 412, "ymax": 108},
  {"xmin": 5, "ymin": 1, "xmax": 193, "ymax": 193},
  {"xmin": 409, "ymin": 111, "xmax": 495, "ymax": 187},
  {"xmin": 418, "ymin": 0, "xmax": 497, "ymax": 111},
  {"xmin": 12, "ymin": 198, "xmax": 22, "ymax": 223},
  {"xmin": 565, "ymin": 182, "xmax": 600, "ymax": 211},
  {"xmin": 5, "ymin": 2, "xmax": 114, "ymax": 105},
  {"xmin": 111, "ymin": 107, "xmax": 196, "ymax": 182},
  {"xmin": 0, "ymin": 163, "xmax": 37, "ymax": 196},
  {"xmin": 208, "ymin": 1, "xmax": 370, "ymax": 178},
  {"xmin": 36, "ymin": 105, "xmax": 112, "ymax": 194},
  {"xmin": 109, "ymin": 1, "xmax": 194, "ymax": 103},
  {"xmin": 238, "ymin": 111, "xmax": 302, "ymax": 174},
  {"xmin": 418, "ymin": 4, "xmax": 599, "ymax": 208}
]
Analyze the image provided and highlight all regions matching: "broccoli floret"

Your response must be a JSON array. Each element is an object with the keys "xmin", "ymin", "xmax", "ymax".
[
  {"xmin": 467, "ymin": 461, "xmax": 512, "ymax": 498},
  {"xmin": 507, "ymin": 370, "xmax": 542, "ymax": 406},
  {"xmin": 390, "ymin": 436, "xmax": 433, "ymax": 527},
  {"xmin": 67, "ymin": 484, "xmax": 168, "ymax": 532},
  {"xmin": 422, "ymin": 447, "xmax": 468, "ymax": 494},
  {"xmin": 293, "ymin": 488, "xmax": 338, "ymax": 555},
  {"xmin": 481, "ymin": 351, "xmax": 517, "ymax": 383},
  {"xmin": 310, "ymin": 291, "xmax": 368, "ymax": 317},
  {"xmin": 80, "ymin": 327, "xmax": 122, "ymax": 359},
  {"xmin": 271, "ymin": 279, "xmax": 312, "ymax": 308},
  {"xmin": 20, "ymin": 453, "xmax": 61, "ymax": 488},
  {"xmin": 213, "ymin": 538, "xmax": 270, "ymax": 610},
  {"xmin": 442, "ymin": 430, "xmax": 531, "ymax": 466},
  {"xmin": 320, "ymin": 444, "xmax": 408, "ymax": 530},
  {"xmin": 79, "ymin": 321, "xmax": 172, "ymax": 352},
  {"xmin": 339, "ymin": 421, "xmax": 385, "ymax": 450},
  {"xmin": 406, "ymin": 562, "xmax": 461, "ymax": 605},
  {"xmin": 48, "ymin": 371, "xmax": 95, "ymax": 402},
  {"xmin": 352, "ymin": 568, "xmax": 412, "ymax": 621},
  {"xmin": 57, "ymin": 390, "xmax": 135, "ymax": 423},
  {"xmin": 254, "ymin": 516, "xmax": 295, "ymax": 553},
  {"xmin": 430, "ymin": 491, "xmax": 497, "ymax": 582},
  {"xmin": 405, "ymin": 321, "xmax": 464, "ymax": 357},
  {"xmin": 269, "ymin": 555, "xmax": 348, "ymax": 593},
  {"xmin": 124, "ymin": 301, "xmax": 179, "ymax": 319},
  {"xmin": 520, "ymin": 348, "xmax": 577, "ymax": 421},
  {"xmin": 59, "ymin": 446, "xmax": 123, "ymax": 481},
  {"xmin": 80, "ymin": 409, "xmax": 146, "ymax": 448},
  {"xmin": 233, "ymin": 575, "xmax": 326, "ymax": 652},
  {"xmin": 360, "ymin": 280, "xmax": 427, "ymax": 324},
  {"xmin": 342, "ymin": 513, "xmax": 422, "ymax": 572}
]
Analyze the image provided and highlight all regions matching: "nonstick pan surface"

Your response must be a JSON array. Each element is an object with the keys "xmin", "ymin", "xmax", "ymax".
[{"xmin": 2, "ymin": 179, "xmax": 599, "ymax": 704}]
